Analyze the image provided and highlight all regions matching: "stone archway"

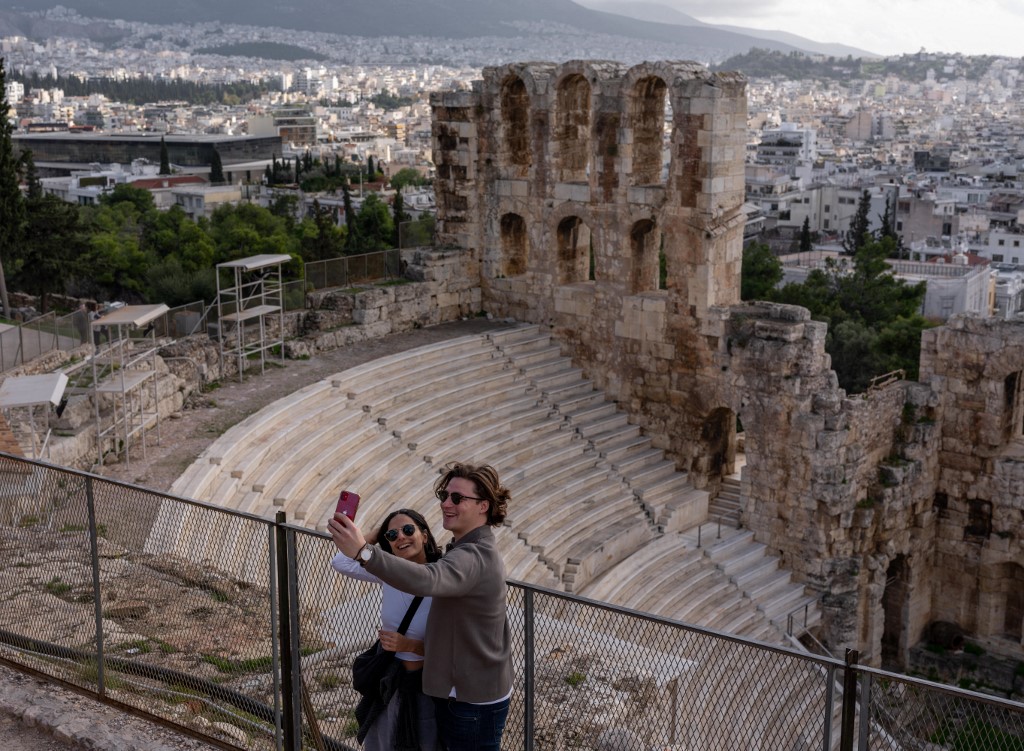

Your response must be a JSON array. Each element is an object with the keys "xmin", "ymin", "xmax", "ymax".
[
  {"xmin": 557, "ymin": 216, "xmax": 593, "ymax": 285},
  {"xmin": 629, "ymin": 76, "xmax": 667, "ymax": 186},
  {"xmin": 882, "ymin": 555, "xmax": 908, "ymax": 668},
  {"xmin": 501, "ymin": 75, "xmax": 531, "ymax": 171},
  {"xmin": 692, "ymin": 407, "xmax": 735, "ymax": 484},
  {"xmin": 1001, "ymin": 562, "xmax": 1024, "ymax": 644},
  {"xmin": 629, "ymin": 219, "xmax": 659, "ymax": 294},
  {"xmin": 500, "ymin": 213, "xmax": 528, "ymax": 277},
  {"xmin": 554, "ymin": 73, "xmax": 591, "ymax": 182}
]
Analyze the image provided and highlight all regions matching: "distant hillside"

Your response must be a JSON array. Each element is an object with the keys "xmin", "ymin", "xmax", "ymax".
[
  {"xmin": 8, "ymin": 0, "xmax": 806, "ymax": 56},
  {"xmin": 578, "ymin": 0, "xmax": 878, "ymax": 59},
  {"xmin": 194, "ymin": 42, "xmax": 326, "ymax": 62},
  {"xmin": 714, "ymin": 48, "xmax": 1000, "ymax": 82}
]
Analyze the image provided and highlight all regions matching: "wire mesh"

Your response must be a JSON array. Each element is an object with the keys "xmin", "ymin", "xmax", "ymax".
[
  {"xmin": 292, "ymin": 529, "xmax": 384, "ymax": 750},
  {"xmin": 0, "ymin": 460, "xmax": 282, "ymax": 750},
  {"xmin": 508, "ymin": 586, "xmax": 836, "ymax": 751},
  {"xmin": 1, "ymin": 455, "xmax": 1021, "ymax": 751},
  {"xmin": 864, "ymin": 668, "xmax": 1024, "ymax": 751}
]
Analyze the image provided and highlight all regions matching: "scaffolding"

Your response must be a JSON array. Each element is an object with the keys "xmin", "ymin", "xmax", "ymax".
[
  {"xmin": 0, "ymin": 373, "xmax": 68, "ymax": 459},
  {"xmin": 91, "ymin": 304, "xmax": 168, "ymax": 467},
  {"xmin": 216, "ymin": 254, "xmax": 289, "ymax": 382}
]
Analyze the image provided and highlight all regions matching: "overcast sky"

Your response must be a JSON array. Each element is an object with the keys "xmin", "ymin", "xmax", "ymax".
[{"xmin": 661, "ymin": 0, "xmax": 1023, "ymax": 57}]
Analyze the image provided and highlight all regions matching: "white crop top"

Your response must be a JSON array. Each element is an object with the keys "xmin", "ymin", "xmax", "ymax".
[{"xmin": 331, "ymin": 551, "xmax": 432, "ymax": 661}]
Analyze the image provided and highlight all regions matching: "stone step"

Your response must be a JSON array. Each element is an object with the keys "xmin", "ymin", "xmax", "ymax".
[
  {"xmin": 714, "ymin": 541, "xmax": 768, "ymax": 577},
  {"xmin": 610, "ymin": 447, "xmax": 666, "ymax": 475},
  {"xmin": 530, "ymin": 367, "xmax": 586, "ymax": 390},
  {"xmin": 599, "ymin": 433, "xmax": 653, "ymax": 463}
]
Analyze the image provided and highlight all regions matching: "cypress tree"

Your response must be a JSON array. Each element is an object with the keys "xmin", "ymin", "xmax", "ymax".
[
  {"xmin": 209, "ymin": 147, "xmax": 225, "ymax": 183},
  {"xmin": 159, "ymin": 136, "xmax": 171, "ymax": 175},
  {"xmin": 0, "ymin": 58, "xmax": 24, "ymax": 317}
]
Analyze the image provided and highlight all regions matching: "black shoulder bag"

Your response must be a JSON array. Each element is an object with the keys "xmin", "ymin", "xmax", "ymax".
[{"xmin": 352, "ymin": 595, "xmax": 423, "ymax": 700}]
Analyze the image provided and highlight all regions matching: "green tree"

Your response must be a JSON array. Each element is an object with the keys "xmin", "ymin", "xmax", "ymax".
[
  {"xmin": 390, "ymin": 167, "xmax": 426, "ymax": 191},
  {"xmin": 16, "ymin": 193, "xmax": 89, "ymax": 311},
  {"xmin": 0, "ymin": 57, "xmax": 24, "ymax": 316},
  {"xmin": 741, "ymin": 242, "xmax": 783, "ymax": 301},
  {"xmin": 842, "ymin": 189, "xmax": 873, "ymax": 255},
  {"xmin": 298, "ymin": 199, "xmax": 345, "ymax": 261},
  {"xmin": 773, "ymin": 236, "xmax": 929, "ymax": 392},
  {"xmin": 391, "ymin": 188, "xmax": 410, "ymax": 247},
  {"xmin": 799, "ymin": 216, "xmax": 812, "ymax": 253},
  {"xmin": 342, "ymin": 184, "xmax": 360, "ymax": 251},
  {"xmin": 159, "ymin": 136, "xmax": 170, "ymax": 175},
  {"xmin": 354, "ymin": 193, "xmax": 393, "ymax": 252},
  {"xmin": 209, "ymin": 148, "xmax": 225, "ymax": 183},
  {"xmin": 366, "ymin": 155, "xmax": 375, "ymax": 182}
]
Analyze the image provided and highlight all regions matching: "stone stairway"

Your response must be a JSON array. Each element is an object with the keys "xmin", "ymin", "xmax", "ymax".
[
  {"xmin": 708, "ymin": 473, "xmax": 742, "ymax": 527},
  {"xmin": 161, "ymin": 323, "xmax": 821, "ymax": 644}
]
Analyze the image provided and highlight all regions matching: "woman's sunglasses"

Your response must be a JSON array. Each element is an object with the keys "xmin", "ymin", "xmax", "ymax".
[
  {"xmin": 436, "ymin": 490, "xmax": 484, "ymax": 505},
  {"xmin": 384, "ymin": 524, "xmax": 419, "ymax": 542}
]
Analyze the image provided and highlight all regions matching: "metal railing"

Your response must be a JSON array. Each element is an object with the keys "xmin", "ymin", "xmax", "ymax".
[
  {"xmin": 304, "ymin": 250, "xmax": 403, "ymax": 292},
  {"xmin": 0, "ymin": 454, "xmax": 1021, "ymax": 751}
]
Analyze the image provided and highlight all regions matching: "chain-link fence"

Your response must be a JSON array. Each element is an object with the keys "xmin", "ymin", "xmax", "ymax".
[
  {"xmin": 0, "ymin": 454, "xmax": 1021, "ymax": 751},
  {"xmin": 304, "ymin": 250, "xmax": 403, "ymax": 292}
]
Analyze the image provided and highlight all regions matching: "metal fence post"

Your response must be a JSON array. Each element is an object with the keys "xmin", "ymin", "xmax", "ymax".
[
  {"xmin": 523, "ymin": 588, "xmax": 535, "ymax": 751},
  {"xmin": 839, "ymin": 649, "xmax": 859, "ymax": 751},
  {"xmin": 85, "ymin": 475, "xmax": 106, "ymax": 696},
  {"xmin": 857, "ymin": 671, "xmax": 871, "ymax": 751},
  {"xmin": 276, "ymin": 512, "xmax": 302, "ymax": 751},
  {"xmin": 269, "ymin": 522, "xmax": 283, "ymax": 751}
]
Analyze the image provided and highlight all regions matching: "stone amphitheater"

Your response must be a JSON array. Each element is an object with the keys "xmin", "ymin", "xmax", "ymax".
[
  {"xmin": 6, "ymin": 57, "xmax": 1022, "ymax": 685},
  {"xmin": 161, "ymin": 322, "xmax": 819, "ymax": 647}
]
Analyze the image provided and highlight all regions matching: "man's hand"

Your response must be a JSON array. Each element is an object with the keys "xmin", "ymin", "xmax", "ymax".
[{"xmin": 328, "ymin": 511, "xmax": 367, "ymax": 559}]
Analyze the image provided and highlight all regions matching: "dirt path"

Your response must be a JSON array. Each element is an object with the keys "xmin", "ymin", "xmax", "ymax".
[{"xmin": 95, "ymin": 318, "xmax": 515, "ymax": 494}]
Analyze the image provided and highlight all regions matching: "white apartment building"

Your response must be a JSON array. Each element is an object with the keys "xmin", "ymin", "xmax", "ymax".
[{"xmin": 755, "ymin": 123, "xmax": 817, "ymax": 169}]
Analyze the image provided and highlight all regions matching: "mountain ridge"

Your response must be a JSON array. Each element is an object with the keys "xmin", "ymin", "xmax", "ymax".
[{"xmin": 6, "ymin": 0, "xmax": 821, "ymax": 58}]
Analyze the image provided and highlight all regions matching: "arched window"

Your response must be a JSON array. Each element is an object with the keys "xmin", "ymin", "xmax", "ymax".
[
  {"xmin": 554, "ymin": 74, "xmax": 591, "ymax": 181},
  {"xmin": 630, "ymin": 76, "xmax": 667, "ymax": 186},
  {"xmin": 500, "ymin": 213, "xmax": 528, "ymax": 276},
  {"xmin": 557, "ymin": 216, "xmax": 593, "ymax": 284},
  {"xmin": 630, "ymin": 219, "xmax": 658, "ymax": 293},
  {"xmin": 501, "ymin": 76, "xmax": 531, "ymax": 170}
]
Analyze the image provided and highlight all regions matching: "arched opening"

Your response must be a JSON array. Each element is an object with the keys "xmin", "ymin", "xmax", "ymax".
[
  {"xmin": 693, "ymin": 407, "xmax": 736, "ymax": 484},
  {"xmin": 630, "ymin": 76, "xmax": 667, "ymax": 186},
  {"xmin": 1003, "ymin": 371, "xmax": 1023, "ymax": 441},
  {"xmin": 554, "ymin": 74, "xmax": 591, "ymax": 182},
  {"xmin": 1001, "ymin": 562, "xmax": 1024, "ymax": 643},
  {"xmin": 557, "ymin": 216, "xmax": 593, "ymax": 284},
  {"xmin": 501, "ymin": 76, "xmax": 531, "ymax": 170},
  {"xmin": 882, "ymin": 555, "xmax": 908, "ymax": 667},
  {"xmin": 500, "ymin": 213, "xmax": 528, "ymax": 277},
  {"xmin": 630, "ymin": 219, "xmax": 658, "ymax": 293}
]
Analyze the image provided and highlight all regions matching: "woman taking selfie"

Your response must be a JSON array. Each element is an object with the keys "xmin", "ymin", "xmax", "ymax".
[{"xmin": 331, "ymin": 508, "xmax": 442, "ymax": 751}]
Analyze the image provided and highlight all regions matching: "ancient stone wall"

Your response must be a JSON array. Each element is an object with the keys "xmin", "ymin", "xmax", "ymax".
[
  {"xmin": 431, "ymin": 63, "xmax": 1024, "ymax": 662},
  {"xmin": 432, "ymin": 61, "xmax": 748, "ymax": 479},
  {"xmin": 919, "ymin": 316, "xmax": 1024, "ymax": 650}
]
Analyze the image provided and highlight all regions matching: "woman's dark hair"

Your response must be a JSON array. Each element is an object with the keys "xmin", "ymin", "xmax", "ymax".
[
  {"xmin": 434, "ymin": 462, "xmax": 509, "ymax": 526},
  {"xmin": 375, "ymin": 508, "xmax": 441, "ymax": 562}
]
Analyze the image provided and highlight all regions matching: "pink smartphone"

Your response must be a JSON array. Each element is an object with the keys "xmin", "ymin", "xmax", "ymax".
[{"xmin": 335, "ymin": 490, "xmax": 360, "ymax": 521}]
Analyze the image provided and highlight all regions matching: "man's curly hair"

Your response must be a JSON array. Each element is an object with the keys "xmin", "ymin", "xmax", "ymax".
[{"xmin": 434, "ymin": 461, "xmax": 509, "ymax": 526}]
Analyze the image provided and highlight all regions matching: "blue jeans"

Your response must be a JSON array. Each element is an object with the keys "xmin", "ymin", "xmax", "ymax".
[{"xmin": 434, "ymin": 696, "xmax": 509, "ymax": 751}]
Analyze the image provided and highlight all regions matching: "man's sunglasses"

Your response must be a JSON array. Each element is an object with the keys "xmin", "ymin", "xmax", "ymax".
[
  {"xmin": 436, "ymin": 490, "xmax": 484, "ymax": 505},
  {"xmin": 384, "ymin": 524, "xmax": 419, "ymax": 542}
]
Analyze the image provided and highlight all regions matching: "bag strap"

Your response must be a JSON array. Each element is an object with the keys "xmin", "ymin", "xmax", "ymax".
[{"xmin": 396, "ymin": 596, "xmax": 423, "ymax": 635}]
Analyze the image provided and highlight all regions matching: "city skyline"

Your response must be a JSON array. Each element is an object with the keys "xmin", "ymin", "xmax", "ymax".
[{"xmin": 660, "ymin": 0, "xmax": 1023, "ymax": 58}]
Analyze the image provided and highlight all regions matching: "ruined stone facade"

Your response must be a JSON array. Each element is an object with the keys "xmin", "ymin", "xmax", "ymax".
[{"xmin": 431, "ymin": 61, "xmax": 1024, "ymax": 664}]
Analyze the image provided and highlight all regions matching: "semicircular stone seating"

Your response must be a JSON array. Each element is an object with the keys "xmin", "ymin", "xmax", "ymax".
[{"xmin": 155, "ymin": 323, "xmax": 820, "ymax": 648}]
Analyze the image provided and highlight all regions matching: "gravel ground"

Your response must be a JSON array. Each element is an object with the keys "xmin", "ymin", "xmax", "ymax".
[{"xmin": 1, "ymin": 317, "xmax": 514, "ymax": 750}]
